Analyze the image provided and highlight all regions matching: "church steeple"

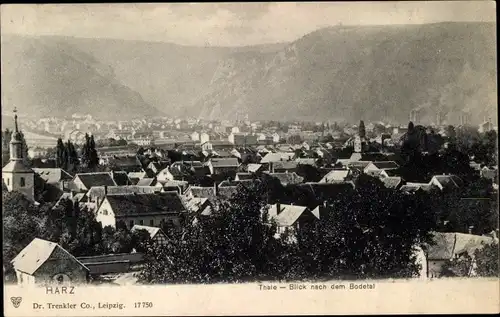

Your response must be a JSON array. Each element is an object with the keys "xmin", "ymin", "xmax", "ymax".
[
  {"xmin": 2, "ymin": 107, "xmax": 35, "ymax": 201},
  {"xmin": 10, "ymin": 107, "xmax": 23, "ymax": 161}
]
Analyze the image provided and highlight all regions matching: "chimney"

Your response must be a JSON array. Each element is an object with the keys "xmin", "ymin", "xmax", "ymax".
[
  {"xmin": 323, "ymin": 200, "xmax": 327, "ymax": 208},
  {"xmin": 104, "ymin": 185, "xmax": 108, "ymax": 197},
  {"xmin": 213, "ymin": 181, "xmax": 218, "ymax": 197},
  {"xmin": 468, "ymin": 226, "xmax": 474, "ymax": 234},
  {"xmin": 276, "ymin": 202, "xmax": 281, "ymax": 215}
]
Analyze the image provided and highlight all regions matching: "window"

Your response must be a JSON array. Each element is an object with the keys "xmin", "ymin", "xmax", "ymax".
[
  {"xmin": 150, "ymin": 219, "xmax": 154, "ymax": 226},
  {"xmin": 129, "ymin": 220, "xmax": 134, "ymax": 228},
  {"xmin": 20, "ymin": 177, "xmax": 25, "ymax": 187},
  {"xmin": 102, "ymin": 209, "xmax": 108, "ymax": 216},
  {"xmin": 139, "ymin": 219, "xmax": 144, "ymax": 225},
  {"xmin": 6, "ymin": 178, "xmax": 9, "ymax": 186}
]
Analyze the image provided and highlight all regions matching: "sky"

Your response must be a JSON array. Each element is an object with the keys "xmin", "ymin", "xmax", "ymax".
[{"xmin": 1, "ymin": 2, "xmax": 496, "ymax": 46}]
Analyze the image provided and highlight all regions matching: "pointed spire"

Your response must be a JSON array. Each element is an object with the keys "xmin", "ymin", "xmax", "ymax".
[{"xmin": 13, "ymin": 107, "xmax": 19, "ymax": 133}]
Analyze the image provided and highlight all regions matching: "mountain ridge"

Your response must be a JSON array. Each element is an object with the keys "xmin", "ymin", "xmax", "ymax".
[{"xmin": 1, "ymin": 22, "xmax": 496, "ymax": 124}]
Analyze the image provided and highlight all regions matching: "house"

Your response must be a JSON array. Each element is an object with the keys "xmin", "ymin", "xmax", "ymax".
[
  {"xmin": 32, "ymin": 168, "xmax": 73, "ymax": 190},
  {"xmin": 107, "ymin": 155, "xmax": 143, "ymax": 173},
  {"xmin": 235, "ymin": 173, "xmax": 255, "ymax": 181},
  {"xmin": 95, "ymin": 192, "xmax": 186, "ymax": 229},
  {"xmin": 11, "ymin": 238, "xmax": 90, "ymax": 285},
  {"xmin": 127, "ymin": 171, "xmax": 147, "ymax": 184},
  {"xmin": 85, "ymin": 185, "xmax": 162, "ymax": 207},
  {"xmin": 131, "ymin": 225, "xmax": 168, "ymax": 246},
  {"xmin": 206, "ymin": 158, "xmax": 239, "ymax": 175},
  {"xmin": 147, "ymin": 161, "xmax": 168, "ymax": 175},
  {"xmin": 480, "ymin": 166, "xmax": 498, "ymax": 182},
  {"xmin": 424, "ymin": 232, "xmax": 496, "ymax": 278},
  {"xmin": 191, "ymin": 131, "xmax": 200, "ymax": 142},
  {"xmin": 381, "ymin": 177, "xmax": 404, "ymax": 189},
  {"xmin": 228, "ymin": 133, "xmax": 258, "ymax": 146},
  {"xmin": 110, "ymin": 171, "xmax": 133, "ymax": 186},
  {"xmin": 264, "ymin": 172, "xmax": 304, "ymax": 186},
  {"xmin": 295, "ymin": 158, "xmax": 318, "ymax": 166},
  {"xmin": 201, "ymin": 140, "xmax": 233, "ymax": 151},
  {"xmin": 363, "ymin": 161, "xmax": 400, "ymax": 173},
  {"xmin": 77, "ymin": 253, "xmax": 144, "ymax": 276},
  {"xmin": 260, "ymin": 152, "xmax": 295, "ymax": 164},
  {"xmin": 200, "ymin": 132, "xmax": 210, "ymax": 144},
  {"xmin": 400, "ymin": 183, "xmax": 436, "ymax": 193},
  {"xmin": 136, "ymin": 178, "xmax": 157, "ymax": 186},
  {"xmin": 264, "ymin": 203, "xmax": 319, "ymax": 242},
  {"xmin": 429, "ymin": 175, "xmax": 463, "ymax": 191},
  {"xmin": 247, "ymin": 163, "xmax": 263, "ymax": 174},
  {"xmin": 160, "ymin": 180, "xmax": 190, "ymax": 194},
  {"xmin": 70, "ymin": 172, "xmax": 117, "ymax": 192},
  {"xmin": 319, "ymin": 169, "xmax": 353, "ymax": 183},
  {"xmin": 182, "ymin": 196, "xmax": 212, "ymax": 216},
  {"xmin": 269, "ymin": 161, "xmax": 299, "ymax": 173},
  {"xmin": 349, "ymin": 152, "xmax": 389, "ymax": 162}
]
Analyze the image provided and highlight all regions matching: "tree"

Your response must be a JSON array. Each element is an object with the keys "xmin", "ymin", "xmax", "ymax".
[
  {"xmin": 359, "ymin": 120, "xmax": 366, "ymax": 139},
  {"xmin": 81, "ymin": 133, "xmax": 91, "ymax": 168},
  {"xmin": 474, "ymin": 243, "xmax": 499, "ymax": 277},
  {"xmin": 287, "ymin": 134, "xmax": 303, "ymax": 145},
  {"xmin": 441, "ymin": 253, "xmax": 473, "ymax": 277},
  {"xmin": 56, "ymin": 138, "xmax": 65, "ymax": 168},
  {"xmin": 89, "ymin": 135, "xmax": 99, "ymax": 168}
]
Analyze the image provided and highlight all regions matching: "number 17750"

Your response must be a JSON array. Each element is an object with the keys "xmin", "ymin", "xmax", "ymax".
[{"xmin": 135, "ymin": 302, "xmax": 153, "ymax": 308}]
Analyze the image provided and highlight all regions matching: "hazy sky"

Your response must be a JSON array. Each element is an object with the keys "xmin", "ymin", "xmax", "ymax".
[{"xmin": 1, "ymin": 2, "xmax": 496, "ymax": 46}]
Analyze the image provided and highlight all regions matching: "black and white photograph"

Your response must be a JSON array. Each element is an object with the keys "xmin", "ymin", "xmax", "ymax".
[{"xmin": 1, "ymin": 2, "xmax": 498, "ymax": 315}]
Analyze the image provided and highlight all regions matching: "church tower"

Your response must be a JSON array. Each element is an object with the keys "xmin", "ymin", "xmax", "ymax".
[{"xmin": 2, "ymin": 108, "xmax": 35, "ymax": 201}]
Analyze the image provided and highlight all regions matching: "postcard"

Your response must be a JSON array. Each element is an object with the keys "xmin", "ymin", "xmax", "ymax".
[{"xmin": 1, "ymin": 2, "xmax": 498, "ymax": 316}]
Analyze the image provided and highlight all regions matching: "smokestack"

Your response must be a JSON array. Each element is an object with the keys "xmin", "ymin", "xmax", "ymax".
[{"xmin": 276, "ymin": 202, "xmax": 281, "ymax": 215}]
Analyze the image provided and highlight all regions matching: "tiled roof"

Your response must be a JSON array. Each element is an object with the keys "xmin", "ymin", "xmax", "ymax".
[
  {"xmin": 348, "ymin": 161, "xmax": 372, "ymax": 170},
  {"xmin": 400, "ymin": 183, "xmax": 435, "ymax": 192},
  {"xmin": 136, "ymin": 178, "xmax": 156, "ymax": 186},
  {"xmin": 87, "ymin": 185, "xmax": 160, "ymax": 201},
  {"xmin": 131, "ymin": 225, "xmax": 164, "ymax": 239},
  {"xmin": 235, "ymin": 173, "xmax": 254, "ymax": 180},
  {"xmin": 295, "ymin": 158, "xmax": 318, "ymax": 166},
  {"xmin": 266, "ymin": 172, "xmax": 304, "ymax": 185},
  {"xmin": 12, "ymin": 238, "xmax": 88, "ymax": 275},
  {"xmin": 260, "ymin": 152, "xmax": 295, "ymax": 163},
  {"xmin": 75, "ymin": 173, "xmax": 117, "ymax": 189},
  {"xmin": 247, "ymin": 164, "xmax": 263, "ymax": 173},
  {"xmin": 105, "ymin": 192, "xmax": 186, "ymax": 216},
  {"xmin": 182, "ymin": 197, "xmax": 210, "ymax": 213},
  {"xmin": 32, "ymin": 168, "xmax": 73, "ymax": 184},
  {"xmin": 431, "ymin": 175, "xmax": 464, "ymax": 189},
  {"xmin": 266, "ymin": 204, "xmax": 314, "ymax": 226},
  {"xmin": 350, "ymin": 152, "xmax": 389, "ymax": 162},
  {"xmin": 381, "ymin": 177, "xmax": 403, "ymax": 189},
  {"xmin": 111, "ymin": 171, "xmax": 132, "ymax": 186},
  {"xmin": 127, "ymin": 172, "xmax": 146, "ymax": 180},
  {"xmin": 272, "ymin": 161, "xmax": 299, "ymax": 170},
  {"xmin": 426, "ymin": 232, "xmax": 495, "ymax": 260},
  {"xmin": 370, "ymin": 161, "xmax": 400, "ymax": 170},
  {"xmin": 319, "ymin": 169, "xmax": 351, "ymax": 183},
  {"xmin": 209, "ymin": 158, "xmax": 239, "ymax": 168}
]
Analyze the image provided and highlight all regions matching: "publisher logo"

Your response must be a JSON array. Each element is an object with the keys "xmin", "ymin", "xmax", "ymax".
[{"xmin": 11, "ymin": 297, "xmax": 22, "ymax": 308}]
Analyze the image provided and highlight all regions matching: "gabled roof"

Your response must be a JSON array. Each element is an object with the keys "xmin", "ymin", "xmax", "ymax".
[
  {"xmin": 426, "ymin": 232, "xmax": 495, "ymax": 260},
  {"xmin": 12, "ymin": 238, "xmax": 88, "ymax": 275},
  {"xmin": 265, "ymin": 172, "xmax": 304, "ymax": 185},
  {"xmin": 319, "ymin": 169, "xmax": 351, "ymax": 183},
  {"xmin": 381, "ymin": 177, "xmax": 403, "ymax": 189},
  {"xmin": 111, "ymin": 171, "xmax": 132, "ymax": 186},
  {"xmin": 87, "ymin": 185, "xmax": 160, "ymax": 201},
  {"xmin": 32, "ymin": 168, "xmax": 73, "ymax": 184},
  {"xmin": 272, "ymin": 161, "xmax": 299, "ymax": 170},
  {"xmin": 104, "ymin": 192, "xmax": 186, "ymax": 216},
  {"xmin": 235, "ymin": 172, "xmax": 254, "ymax": 180},
  {"xmin": 75, "ymin": 172, "xmax": 117, "ymax": 189},
  {"xmin": 266, "ymin": 204, "xmax": 316, "ymax": 226},
  {"xmin": 430, "ymin": 175, "xmax": 464, "ymax": 189},
  {"xmin": 369, "ymin": 161, "xmax": 400, "ymax": 170},
  {"xmin": 247, "ymin": 163, "xmax": 263, "ymax": 173},
  {"xmin": 182, "ymin": 197, "xmax": 210, "ymax": 213},
  {"xmin": 400, "ymin": 183, "xmax": 435, "ymax": 193},
  {"xmin": 136, "ymin": 178, "xmax": 157, "ymax": 186},
  {"xmin": 295, "ymin": 158, "xmax": 318, "ymax": 166},
  {"xmin": 260, "ymin": 152, "xmax": 295, "ymax": 163},
  {"xmin": 350, "ymin": 152, "xmax": 389, "ymax": 162},
  {"xmin": 131, "ymin": 225, "xmax": 165, "ymax": 239},
  {"xmin": 209, "ymin": 158, "xmax": 239, "ymax": 168},
  {"xmin": 347, "ymin": 161, "xmax": 372, "ymax": 170}
]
